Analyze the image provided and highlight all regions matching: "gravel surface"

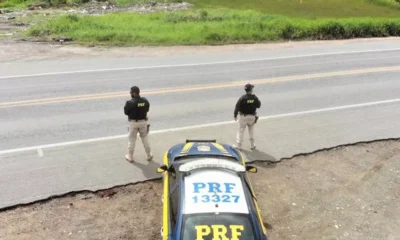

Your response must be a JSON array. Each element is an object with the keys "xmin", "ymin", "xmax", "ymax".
[{"xmin": 0, "ymin": 140, "xmax": 399, "ymax": 240}]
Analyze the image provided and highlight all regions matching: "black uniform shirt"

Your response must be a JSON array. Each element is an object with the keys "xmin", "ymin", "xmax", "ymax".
[
  {"xmin": 234, "ymin": 93, "xmax": 261, "ymax": 118},
  {"xmin": 124, "ymin": 96, "xmax": 150, "ymax": 121}
]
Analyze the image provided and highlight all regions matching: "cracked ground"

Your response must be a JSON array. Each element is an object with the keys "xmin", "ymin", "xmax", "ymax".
[{"xmin": 0, "ymin": 140, "xmax": 399, "ymax": 240}]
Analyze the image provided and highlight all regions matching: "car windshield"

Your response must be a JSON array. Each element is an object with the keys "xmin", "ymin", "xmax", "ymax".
[
  {"xmin": 181, "ymin": 213, "xmax": 255, "ymax": 240},
  {"xmin": 174, "ymin": 155, "xmax": 239, "ymax": 165}
]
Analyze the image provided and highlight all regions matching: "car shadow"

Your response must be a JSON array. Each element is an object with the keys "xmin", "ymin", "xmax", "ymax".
[
  {"xmin": 264, "ymin": 221, "xmax": 274, "ymax": 230},
  {"xmin": 127, "ymin": 159, "xmax": 162, "ymax": 179}
]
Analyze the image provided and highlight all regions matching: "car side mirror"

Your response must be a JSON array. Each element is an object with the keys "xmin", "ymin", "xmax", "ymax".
[
  {"xmin": 157, "ymin": 165, "xmax": 168, "ymax": 173},
  {"xmin": 246, "ymin": 165, "xmax": 257, "ymax": 173}
]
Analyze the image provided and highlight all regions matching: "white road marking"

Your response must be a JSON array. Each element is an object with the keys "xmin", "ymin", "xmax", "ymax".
[
  {"xmin": 1, "ymin": 48, "xmax": 400, "ymax": 79},
  {"xmin": 1, "ymin": 98, "xmax": 399, "ymax": 155},
  {"xmin": 37, "ymin": 148, "xmax": 44, "ymax": 157}
]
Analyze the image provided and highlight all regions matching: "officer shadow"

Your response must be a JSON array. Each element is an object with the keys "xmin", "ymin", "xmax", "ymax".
[
  {"xmin": 240, "ymin": 149, "xmax": 279, "ymax": 168},
  {"xmin": 128, "ymin": 159, "xmax": 162, "ymax": 179}
]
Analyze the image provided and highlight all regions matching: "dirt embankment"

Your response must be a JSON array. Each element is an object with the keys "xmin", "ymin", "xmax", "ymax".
[{"xmin": 0, "ymin": 140, "xmax": 399, "ymax": 240}]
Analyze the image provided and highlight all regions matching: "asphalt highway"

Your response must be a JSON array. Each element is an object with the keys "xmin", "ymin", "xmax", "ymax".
[
  {"xmin": 1, "ymin": 39, "xmax": 400, "ymax": 209},
  {"xmin": 2, "ymin": 44, "xmax": 400, "ymax": 149}
]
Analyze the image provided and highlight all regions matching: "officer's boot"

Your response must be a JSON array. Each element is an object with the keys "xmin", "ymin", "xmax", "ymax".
[
  {"xmin": 125, "ymin": 151, "xmax": 134, "ymax": 162},
  {"xmin": 250, "ymin": 138, "xmax": 256, "ymax": 150},
  {"xmin": 147, "ymin": 153, "xmax": 153, "ymax": 161},
  {"xmin": 233, "ymin": 144, "xmax": 242, "ymax": 150}
]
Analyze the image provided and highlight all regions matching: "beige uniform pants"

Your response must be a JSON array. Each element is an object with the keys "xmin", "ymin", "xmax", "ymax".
[
  {"xmin": 236, "ymin": 115, "xmax": 256, "ymax": 148},
  {"xmin": 128, "ymin": 120, "xmax": 151, "ymax": 158}
]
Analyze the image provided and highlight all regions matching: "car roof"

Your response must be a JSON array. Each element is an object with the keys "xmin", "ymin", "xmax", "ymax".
[
  {"xmin": 181, "ymin": 163, "xmax": 250, "ymax": 215},
  {"xmin": 167, "ymin": 142, "xmax": 242, "ymax": 162}
]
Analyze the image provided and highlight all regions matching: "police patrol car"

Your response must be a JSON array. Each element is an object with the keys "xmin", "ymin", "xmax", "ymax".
[{"xmin": 156, "ymin": 139, "xmax": 268, "ymax": 240}]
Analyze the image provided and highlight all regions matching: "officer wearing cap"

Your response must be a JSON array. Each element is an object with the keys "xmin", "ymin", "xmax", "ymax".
[
  {"xmin": 233, "ymin": 83, "xmax": 261, "ymax": 150},
  {"xmin": 124, "ymin": 86, "xmax": 153, "ymax": 162}
]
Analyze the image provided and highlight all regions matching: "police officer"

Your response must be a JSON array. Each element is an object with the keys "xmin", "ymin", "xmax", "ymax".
[
  {"xmin": 124, "ymin": 86, "xmax": 153, "ymax": 162},
  {"xmin": 233, "ymin": 83, "xmax": 261, "ymax": 150}
]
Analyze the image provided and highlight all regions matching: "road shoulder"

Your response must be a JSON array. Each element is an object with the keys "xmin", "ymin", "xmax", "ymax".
[{"xmin": 1, "ymin": 37, "xmax": 400, "ymax": 63}]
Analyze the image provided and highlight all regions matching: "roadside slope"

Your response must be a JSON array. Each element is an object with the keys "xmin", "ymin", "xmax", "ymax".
[
  {"xmin": 25, "ymin": 10, "xmax": 400, "ymax": 46},
  {"xmin": 3, "ymin": 0, "xmax": 400, "ymax": 46}
]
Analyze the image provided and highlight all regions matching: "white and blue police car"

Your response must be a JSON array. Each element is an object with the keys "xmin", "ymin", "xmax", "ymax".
[{"xmin": 156, "ymin": 139, "xmax": 268, "ymax": 240}]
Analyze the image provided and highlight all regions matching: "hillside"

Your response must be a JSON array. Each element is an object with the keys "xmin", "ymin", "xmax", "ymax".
[
  {"xmin": 2, "ymin": 0, "xmax": 400, "ymax": 17},
  {"xmin": 1, "ymin": 0, "xmax": 400, "ymax": 45},
  {"xmin": 188, "ymin": 0, "xmax": 400, "ymax": 18}
]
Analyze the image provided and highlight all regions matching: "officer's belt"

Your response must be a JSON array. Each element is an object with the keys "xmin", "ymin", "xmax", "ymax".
[{"xmin": 129, "ymin": 119, "xmax": 147, "ymax": 122}]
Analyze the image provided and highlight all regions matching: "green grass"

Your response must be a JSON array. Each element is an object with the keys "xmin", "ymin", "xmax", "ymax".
[
  {"xmin": 115, "ymin": 0, "xmax": 182, "ymax": 7},
  {"xmin": 113, "ymin": 0, "xmax": 400, "ymax": 18},
  {"xmin": 0, "ymin": 0, "xmax": 170, "ymax": 9},
  {"xmin": 186, "ymin": 0, "xmax": 400, "ymax": 18},
  {"xmin": 0, "ymin": 0, "xmax": 34, "ymax": 9},
  {"xmin": 5, "ymin": 0, "xmax": 400, "ymax": 46},
  {"xmin": 0, "ymin": 0, "xmax": 108, "ymax": 9},
  {"xmin": 2, "ymin": 0, "xmax": 400, "ymax": 18},
  {"xmin": 26, "ymin": 9, "xmax": 400, "ymax": 46}
]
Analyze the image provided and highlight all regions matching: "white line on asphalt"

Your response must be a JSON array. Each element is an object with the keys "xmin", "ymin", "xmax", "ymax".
[
  {"xmin": 1, "ymin": 48, "xmax": 400, "ymax": 79},
  {"xmin": 1, "ymin": 97, "xmax": 400, "ymax": 155}
]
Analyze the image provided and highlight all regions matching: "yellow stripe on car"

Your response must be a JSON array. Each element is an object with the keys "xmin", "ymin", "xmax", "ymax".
[
  {"xmin": 246, "ymin": 176, "xmax": 267, "ymax": 235},
  {"xmin": 162, "ymin": 152, "xmax": 169, "ymax": 240},
  {"xmin": 253, "ymin": 197, "xmax": 267, "ymax": 235},
  {"xmin": 212, "ymin": 143, "xmax": 230, "ymax": 155},
  {"xmin": 239, "ymin": 151, "xmax": 246, "ymax": 165},
  {"xmin": 239, "ymin": 149, "xmax": 266, "ymax": 234},
  {"xmin": 181, "ymin": 142, "xmax": 194, "ymax": 154}
]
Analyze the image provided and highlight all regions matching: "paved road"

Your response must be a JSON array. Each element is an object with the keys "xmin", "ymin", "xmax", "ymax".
[
  {"xmin": 2, "ymin": 43, "xmax": 400, "ymax": 149},
  {"xmin": 1, "ymin": 39, "xmax": 400, "ymax": 209}
]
